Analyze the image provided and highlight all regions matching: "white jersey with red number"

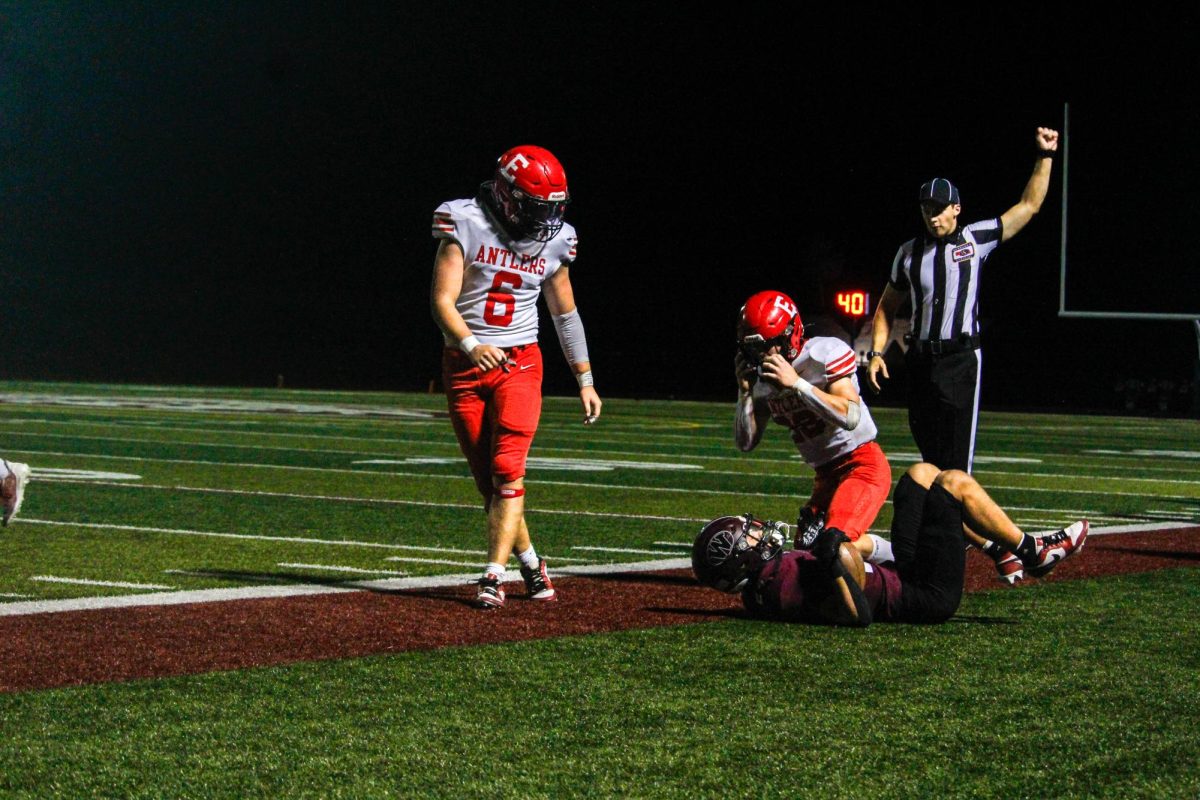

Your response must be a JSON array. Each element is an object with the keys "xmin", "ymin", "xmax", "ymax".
[
  {"xmin": 751, "ymin": 337, "xmax": 878, "ymax": 467},
  {"xmin": 432, "ymin": 197, "xmax": 578, "ymax": 348}
]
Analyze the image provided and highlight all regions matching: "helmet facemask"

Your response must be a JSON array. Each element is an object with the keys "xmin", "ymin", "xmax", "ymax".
[{"xmin": 486, "ymin": 145, "xmax": 571, "ymax": 243}]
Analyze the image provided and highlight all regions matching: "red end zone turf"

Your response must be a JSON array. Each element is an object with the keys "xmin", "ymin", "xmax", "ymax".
[{"xmin": 1, "ymin": 527, "xmax": 1197, "ymax": 693}]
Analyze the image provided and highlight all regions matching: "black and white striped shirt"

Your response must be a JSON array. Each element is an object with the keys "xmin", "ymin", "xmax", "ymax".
[{"xmin": 889, "ymin": 218, "xmax": 1003, "ymax": 341}]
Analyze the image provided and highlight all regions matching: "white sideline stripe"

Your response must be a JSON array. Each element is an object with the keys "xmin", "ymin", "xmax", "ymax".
[
  {"xmin": 1, "ymin": 523, "xmax": 1194, "ymax": 617},
  {"xmin": 1087, "ymin": 521, "xmax": 1197, "ymax": 535},
  {"xmin": 652, "ymin": 541, "xmax": 691, "ymax": 548},
  {"xmin": 0, "ymin": 557, "xmax": 693, "ymax": 617},
  {"xmin": 29, "ymin": 575, "xmax": 176, "ymax": 591},
  {"xmin": 278, "ymin": 563, "xmax": 409, "ymax": 576}
]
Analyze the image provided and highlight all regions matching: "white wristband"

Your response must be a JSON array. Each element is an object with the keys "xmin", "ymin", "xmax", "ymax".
[
  {"xmin": 459, "ymin": 335, "xmax": 480, "ymax": 355},
  {"xmin": 577, "ymin": 370, "xmax": 594, "ymax": 388},
  {"xmin": 791, "ymin": 376, "xmax": 815, "ymax": 397}
]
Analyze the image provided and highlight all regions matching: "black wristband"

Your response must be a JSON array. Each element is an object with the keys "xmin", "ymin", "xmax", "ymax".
[
  {"xmin": 1037, "ymin": 150, "xmax": 1056, "ymax": 159},
  {"xmin": 867, "ymin": 351, "xmax": 884, "ymax": 360}
]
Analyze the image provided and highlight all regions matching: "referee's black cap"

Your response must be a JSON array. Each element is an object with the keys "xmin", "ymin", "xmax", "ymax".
[{"xmin": 919, "ymin": 178, "xmax": 960, "ymax": 206}]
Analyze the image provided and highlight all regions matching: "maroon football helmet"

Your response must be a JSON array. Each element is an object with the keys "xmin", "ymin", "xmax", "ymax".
[
  {"xmin": 692, "ymin": 514, "xmax": 788, "ymax": 594},
  {"xmin": 486, "ymin": 145, "xmax": 570, "ymax": 242},
  {"xmin": 737, "ymin": 290, "xmax": 805, "ymax": 363}
]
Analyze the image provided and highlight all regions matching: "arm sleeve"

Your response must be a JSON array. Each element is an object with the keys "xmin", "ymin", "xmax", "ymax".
[
  {"xmin": 734, "ymin": 391, "xmax": 765, "ymax": 452},
  {"xmin": 552, "ymin": 308, "xmax": 590, "ymax": 366}
]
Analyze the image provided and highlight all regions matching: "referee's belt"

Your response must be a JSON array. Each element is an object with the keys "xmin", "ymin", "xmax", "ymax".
[{"xmin": 906, "ymin": 334, "xmax": 981, "ymax": 357}]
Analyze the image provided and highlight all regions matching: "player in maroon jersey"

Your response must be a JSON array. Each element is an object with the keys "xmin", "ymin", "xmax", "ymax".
[{"xmin": 692, "ymin": 463, "xmax": 1088, "ymax": 626}]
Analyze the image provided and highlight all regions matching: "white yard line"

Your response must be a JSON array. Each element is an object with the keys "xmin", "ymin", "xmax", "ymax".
[
  {"xmin": 164, "ymin": 569, "xmax": 282, "ymax": 584},
  {"xmin": 383, "ymin": 557, "xmax": 484, "ymax": 568},
  {"xmin": 277, "ymin": 563, "xmax": 409, "ymax": 576},
  {"xmin": 0, "ymin": 557, "xmax": 696, "ymax": 618},
  {"xmin": 29, "ymin": 575, "xmax": 176, "ymax": 591},
  {"xmin": 22, "ymin": 483, "xmax": 713, "ymax": 523},
  {"xmin": 571, "ymin": 546, "xmax": 696, "ymax": 556}
]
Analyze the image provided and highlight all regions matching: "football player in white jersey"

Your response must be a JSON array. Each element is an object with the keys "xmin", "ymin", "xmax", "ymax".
[
  {"xmin": 431, "ymin": 145, "xmax": 601, "ymax": 609},
  {"xmin": 734, "ymin": 291, "xmax": 893, "ymax": 563}
]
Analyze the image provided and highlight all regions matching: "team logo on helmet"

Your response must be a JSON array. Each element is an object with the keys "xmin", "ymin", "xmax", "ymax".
[
  {"xmin": 692, "ymin": 514, "xmax": 789, "ymax": 594},
  {"xmin": 486, "ymin": 145, "xmax": 571, "ymax": 242},
  {"xmin": 737, "ymin": 290, "xmax": 806, "ymax": 363}
]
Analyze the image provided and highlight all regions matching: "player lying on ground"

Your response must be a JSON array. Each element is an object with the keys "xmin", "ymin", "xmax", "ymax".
[
  {"xmin": 1, "ymin": 459, "xmax": 31, "ymax": 526},
  {"xmin": 692, "ymin": 463, "xmax": 1088, "ymax": 626}
]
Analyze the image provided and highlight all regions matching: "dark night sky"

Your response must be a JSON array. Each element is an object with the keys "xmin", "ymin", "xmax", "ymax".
[{"xmin": 1, "ymin": 5, "xmax": 1197, "ymax": 412}]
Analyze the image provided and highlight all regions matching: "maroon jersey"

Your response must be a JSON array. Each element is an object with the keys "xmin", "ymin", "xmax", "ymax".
[{"xmin": 742, "ymin": 550, "xmax": 904, "ymax": 623}]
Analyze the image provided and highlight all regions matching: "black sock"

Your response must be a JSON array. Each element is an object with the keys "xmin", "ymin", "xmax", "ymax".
[{"xmin": 1014, "ymin": 534, "xmax": 1037, "ymax": 563}]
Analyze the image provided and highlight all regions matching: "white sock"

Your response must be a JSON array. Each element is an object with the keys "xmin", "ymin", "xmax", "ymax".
[
  {"xmin": 516, "ymin": 547, "xmax": 540, "ymax": 570},
  {"xmin": 866, "ymin": 534, "xmax": 894, "ymax": 565},
  {"xmin": 484, "ymin": 562, "xmax": 506, "ymax": 579}
]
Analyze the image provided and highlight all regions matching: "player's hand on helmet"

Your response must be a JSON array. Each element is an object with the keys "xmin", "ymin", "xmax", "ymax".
[
  {"xmin": 734, "ymin": 352, "xmax": 758, "ymax": 393},
  {"xmin": 468, "ymin": 344, "xmax": 508, "ymax": 373},
  {"xmin": 580, "ymin": 386, "xmax": 602, "ymax": 425},
  {"xmin": 1036, "ymin": 127, "xmax": 1059, "ymax": 152},
  {"xmin": 867, "ymin": 355, "xmax": 889, "ymax": 393},
  {"xmin": 759, "ymin": 353, "xmax": 799, "ymax": 390}
]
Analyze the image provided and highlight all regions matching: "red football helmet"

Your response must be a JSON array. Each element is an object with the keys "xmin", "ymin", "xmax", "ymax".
[
  {"xmin": 692, "ymin": 514, "xmax": 788, "ymax": 594},
  {"xmin": 486, "ymin": 145, "xmax": 570, "ymax": 242},
  {"xmin": 737, "ymin": 290, "xmax": 805, "ymax": 362}
]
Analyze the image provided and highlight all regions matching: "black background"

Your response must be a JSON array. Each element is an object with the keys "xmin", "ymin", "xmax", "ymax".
[{"xmin": 1, "ymin": 5, "xmax": 1197, "ymax": 413}]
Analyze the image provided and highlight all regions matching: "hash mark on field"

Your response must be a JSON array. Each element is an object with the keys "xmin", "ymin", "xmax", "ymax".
[
  {"xmin": 652, "ymin": 541, "xmax": 691, "ymax": 548},
  {"xmin": 277, "ymin": 563, "xmax": 409, "ymax": 576},
  {"xmin": 29, "ymin": 575, "xmax": 176, "ymax": 591},
  {"xmin": 0, "ymin": 593, "xmax": 32, "ymax": 599}
]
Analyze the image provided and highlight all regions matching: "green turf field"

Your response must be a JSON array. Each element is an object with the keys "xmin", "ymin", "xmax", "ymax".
[{"xmin": 1, "ymin": 381, "xmax": 1198, "ymax": 797}]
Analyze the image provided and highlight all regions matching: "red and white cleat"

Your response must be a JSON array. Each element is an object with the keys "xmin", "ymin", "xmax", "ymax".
[
  {"xmin": 520, "ymin": 558, "xmax": 557, "ymax": 601},
  {"xmin": 476, "ymin": 573, "xmax": 506, "ymax": 609},
  {"xmin": 1026, "ymin": 521, "xmax": 1089, "ymax": 579},
  {"xmin": 993, "ymin": 550, "xmax": 1025, "ymax": 585}
]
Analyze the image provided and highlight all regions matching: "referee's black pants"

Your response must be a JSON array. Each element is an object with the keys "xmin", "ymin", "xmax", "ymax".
[{"xmin": 905, "ymin": 348, "xmax": 981, "ymax": 473}]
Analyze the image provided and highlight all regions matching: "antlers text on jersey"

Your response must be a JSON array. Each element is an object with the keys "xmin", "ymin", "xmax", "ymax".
[{"xmin": 472, "ymin": 245, "xmax": 547, "ymax": 275}]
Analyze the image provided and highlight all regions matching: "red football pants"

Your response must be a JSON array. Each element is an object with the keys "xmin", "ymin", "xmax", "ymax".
[
  {"xmin": 806, "ymin": 441, "xmax": 892, "ymax": 540},
  {"xmin": 442, "ymin": 343, "xmax": 543, "ymax": 501}
]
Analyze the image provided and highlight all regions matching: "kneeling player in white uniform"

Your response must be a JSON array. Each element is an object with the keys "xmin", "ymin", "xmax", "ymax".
[{"xmin": 735, "ymin": 290, "xmax": 893, "ymax": 563}]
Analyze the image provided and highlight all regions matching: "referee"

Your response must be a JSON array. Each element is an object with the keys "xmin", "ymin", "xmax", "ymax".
[{"xmin": 868, "ymin": 127, "xmax": 1059, "ymax": 474}]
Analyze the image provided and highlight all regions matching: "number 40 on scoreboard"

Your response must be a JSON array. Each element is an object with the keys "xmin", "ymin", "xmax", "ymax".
[{"xmin": 835, "ymin": 290, "xmax": 870, "ymax": 318}]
